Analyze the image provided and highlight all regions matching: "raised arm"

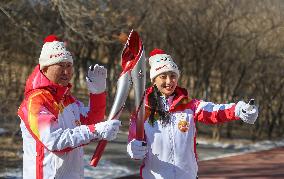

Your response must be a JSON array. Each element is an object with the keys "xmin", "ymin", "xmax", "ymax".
[
  {"xmin": 80, "ymin": 64, "xmax": 107, "ymax": 125},
  {"xmin": 194, "ymin": 100, "xmax": 239, "ymax": 124},
  {"xmin": 194, "ymin": 99, "xmax": 258, "ymax": 124}
]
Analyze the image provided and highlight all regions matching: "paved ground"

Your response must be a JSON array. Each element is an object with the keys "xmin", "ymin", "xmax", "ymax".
[
  {"xmin": 117, "ymin": 147, "xmax": 284, "ymax": 179},
  {"xmin": 198, "ymin": 147, "xmax": 284, "ymax": 179}
]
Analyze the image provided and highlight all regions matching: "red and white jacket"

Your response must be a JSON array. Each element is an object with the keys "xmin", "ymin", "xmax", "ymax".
[
  {"xmin": 18, "ymin": 65, "xmax": 106, "ymax": 179},
  {"xmin": 128, "ymin": 86, "xmax": 240, "ymax": 179}
]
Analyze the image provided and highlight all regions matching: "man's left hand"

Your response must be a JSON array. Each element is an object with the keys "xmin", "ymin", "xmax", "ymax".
[
  {"xmin": 94, "ymin": 119, "xmax": 121, "ymax": 141},
  {"xmin": 86, "ymin": 64, "xmax": 107, "ymax": 94}
]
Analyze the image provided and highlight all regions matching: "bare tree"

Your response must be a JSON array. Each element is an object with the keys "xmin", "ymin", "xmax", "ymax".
[{"xmin": 1, "ymin": 0, "xmax": 283, "ymax": 140}]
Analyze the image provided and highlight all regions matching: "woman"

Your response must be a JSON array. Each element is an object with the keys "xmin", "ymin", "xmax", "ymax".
[{"xmin": 127, "ymin": 48, "xmax": 258, "ymax": 179}]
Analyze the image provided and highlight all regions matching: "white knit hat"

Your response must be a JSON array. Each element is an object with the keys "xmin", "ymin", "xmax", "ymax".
[
  {"xmin": 39, "ymin": 35, "xmax": 73, "ymax": 70},
  {"xmin": 148, "ymin": 48, "xmax": 180, "ymax": 81}
]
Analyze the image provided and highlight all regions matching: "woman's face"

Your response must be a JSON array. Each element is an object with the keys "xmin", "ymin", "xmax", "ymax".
[{"xmin": 153, "ymin": 71, "xmax": 178, "ymax": 97}]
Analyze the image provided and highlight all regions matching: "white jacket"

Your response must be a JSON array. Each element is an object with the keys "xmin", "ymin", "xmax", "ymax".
[
  {"xmin": 18, "ymin": 65, "xmax": 106, "ymax": 179},
  {"xmin": 128, "ymin": 86, "xmax": 240, "ymax": 179}
]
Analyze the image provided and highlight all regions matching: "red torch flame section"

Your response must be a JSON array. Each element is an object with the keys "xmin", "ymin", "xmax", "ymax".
[{"xmin": 120, "ymin": 30, "xmax": 143, "ymax": 76}]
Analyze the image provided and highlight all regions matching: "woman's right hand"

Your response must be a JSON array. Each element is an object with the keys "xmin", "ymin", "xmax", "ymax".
[{"xmin": 127, "ymin": 139, "xmax": 147, "ymax": 160}]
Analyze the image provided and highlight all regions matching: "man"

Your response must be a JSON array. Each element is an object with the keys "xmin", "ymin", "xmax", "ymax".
[{"xmin": 18, "ymin": 35, "xmax": 121, "ymax": 179}]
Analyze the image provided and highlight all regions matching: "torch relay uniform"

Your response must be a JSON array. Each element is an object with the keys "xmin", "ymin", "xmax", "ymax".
[
  {"xmin": 18, "ymin": 65, "xmax": 107, "ymax": 179},
  {"xmin": 128, "ymin": 86, "xmax": 241, "ymax": 179},
  {"xmin": 127, "ymin": 48, "xmax": 258, "ymax": 179}
]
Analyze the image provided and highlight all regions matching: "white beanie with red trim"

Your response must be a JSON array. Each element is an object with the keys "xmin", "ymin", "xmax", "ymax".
[
  {"xmin": 39, "ymin": 35, "xmax": 73, "ymax": 70},
  {"xmin": 148, "ymin": 48, "xmax": 180, "ymax": 81}
]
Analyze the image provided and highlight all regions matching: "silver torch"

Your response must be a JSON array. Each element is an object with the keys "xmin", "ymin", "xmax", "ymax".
[{"xmin": 90, "ymin": 30, "xmax": 146, "ymax": 166}]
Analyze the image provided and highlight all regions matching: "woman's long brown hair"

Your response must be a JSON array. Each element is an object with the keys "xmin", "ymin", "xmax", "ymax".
[{"xmin": 148, "ymin": 85, "xmax": 171, "ymax": 127}]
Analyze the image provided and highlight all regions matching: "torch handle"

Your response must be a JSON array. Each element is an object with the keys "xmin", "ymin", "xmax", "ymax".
[
  {"xmin": 242, "ymin": 99, "xmax": 255, "ymax": 114},
  {"xmin": 249, "ymin": 99, "xmax": 255, "ymax": 105},
  {"xmin": 90, "ymin": 108, "xmax": 124, "ymax": 167},
  {"xmin": 247, "ymin": 99, "xmax": 255, "ymax": 111},
  {"xmin": 136, "ymin": 120, "xmax": 145, "ymax": 141},
  {"xmin": 89, "ymin": 140, "xmax": 108, "ymax": 167},
  {"xmin": 134, "ymin": 92, "xmax": 146, "ymax": 141}
]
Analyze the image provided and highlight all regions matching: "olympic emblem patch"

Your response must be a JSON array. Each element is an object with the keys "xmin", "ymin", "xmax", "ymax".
[
  {"xmin": 176, "ymin": 113, "xmax": 190, "ymax": 132},
  {"xmin": 178, "ymin": 120, "xmax": 189, "ymax": 132}
]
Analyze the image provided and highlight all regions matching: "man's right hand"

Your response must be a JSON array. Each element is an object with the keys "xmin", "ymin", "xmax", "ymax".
[
  {"xmin": 127, "ymin": 139, "xmax": 147, "ymax": 160},
  {"xmin": 94, "ymin": 119, "xmax": 121, "ymax": 141}
]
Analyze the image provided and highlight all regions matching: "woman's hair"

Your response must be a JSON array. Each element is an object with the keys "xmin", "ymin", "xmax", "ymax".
[{"xmin": 148, "ymin": 85, "xmax": 171, "ymax": 127}]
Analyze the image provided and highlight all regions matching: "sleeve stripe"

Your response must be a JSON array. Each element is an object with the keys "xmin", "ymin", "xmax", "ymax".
[
  {"xmin": 196, "ymin": 101, "xmax": 235, "ymax": 113},
  {"xmin": 28, "ymin": 91, "xmax": 43, "ymax": 138}
]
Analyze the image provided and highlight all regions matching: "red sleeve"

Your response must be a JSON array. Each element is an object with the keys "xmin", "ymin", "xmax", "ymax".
[
  {"xmin": 194, "ymin": 101, "xmax": 240, "ymax": 124},
  {"xmin": 80, "ymin": 92, "xmax": 106, "ymax": 125}
]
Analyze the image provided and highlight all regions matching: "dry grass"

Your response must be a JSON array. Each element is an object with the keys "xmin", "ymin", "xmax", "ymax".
[{"xmin": 0, "ymin": 135, "xmax": 22, "ymax": 173}]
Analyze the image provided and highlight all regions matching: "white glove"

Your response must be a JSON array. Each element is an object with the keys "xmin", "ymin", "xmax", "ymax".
[
  {"xmin": 94, "ymin": 119, "xmax": 121, "ymax": 141},
  {"xmin": 86, "ymin": 64, "xmax": 107, "ymax": 94},
  {"xmin": 235, "ymin": 100, "xmax": 258, "ymax": 124},
  {"xmin": 127, "ymin": 139, "xmax": 147, "ymax": 160}
]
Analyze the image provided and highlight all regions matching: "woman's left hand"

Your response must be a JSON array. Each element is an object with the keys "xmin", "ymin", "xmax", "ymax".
[{"xmin": 235, "ymin": 100, "xmax": 258, "ymax": 124}]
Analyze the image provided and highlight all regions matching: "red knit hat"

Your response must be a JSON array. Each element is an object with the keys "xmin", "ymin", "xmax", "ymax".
[
  {"xmin": 39, "ymin": 35, "xmax": 73, "ymax": 70},
  {"xmin": 148, "ymin": 48, "xmax": 180, "ymax": 81}
]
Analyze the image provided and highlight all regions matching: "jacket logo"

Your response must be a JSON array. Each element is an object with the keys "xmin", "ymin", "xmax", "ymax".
[
  {"xmin": 155, "ymin": 65, "xmax": 167, "ymax": 71},
  {"xmin": 178, "ymin": 120, "xmax": 189, "ymax": 132},
  {"xmin": 49, "ymin": 52, "xmax": 65, "ymax": 59}
]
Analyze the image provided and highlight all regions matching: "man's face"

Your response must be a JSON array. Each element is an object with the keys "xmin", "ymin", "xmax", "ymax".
[
  {"xmin": 42, "ymin": 62, "xmax": 73, "ymax": 86},
  {"xmin": 153, "ymin": 71, "xmax": 178, "ymax": 97}
]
